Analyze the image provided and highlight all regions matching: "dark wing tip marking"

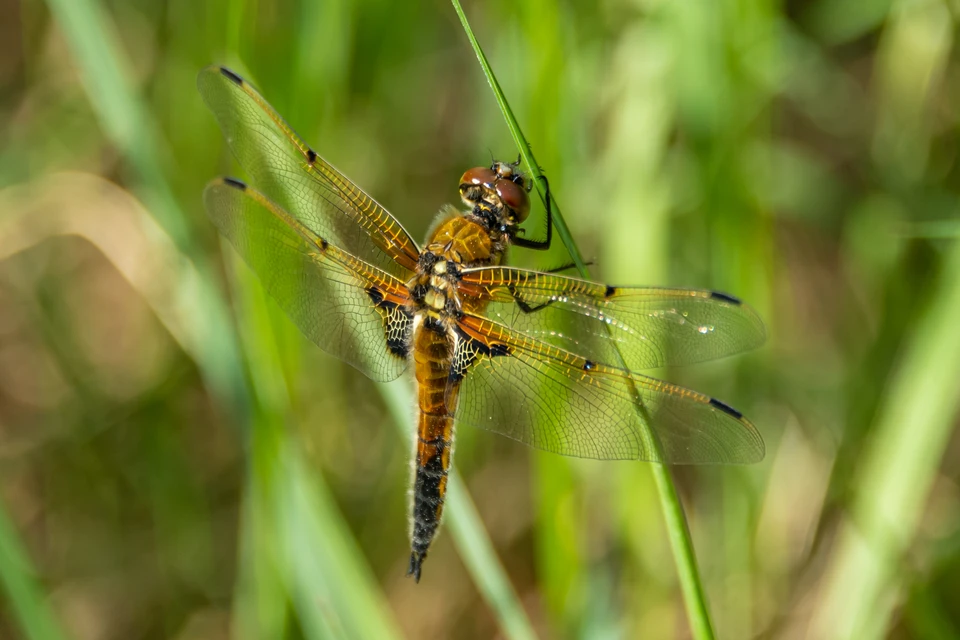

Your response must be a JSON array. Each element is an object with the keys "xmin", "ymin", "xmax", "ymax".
[
  {"xmin": 709, "ymin": 397, "xmax": 744, "ymax": 420},
  {"xmin": 710, "ymin": 291, "xmax": 742, "ymax": 305},
  {"xmin": 583, "ymin": 360, "xmax": 596, "ymax": 371},
  {"xmin": 307, "ymin": 148, "xmax": 317, "ymax": 163},
  {"xmin": 604, "ymin": 285, "xmax": 616, "ymax": 298},
  {"xmin": 222, "ymin": 177, "xmax": 247, "ymax": 190},
  {"xmin": 219, "ymin": 67, "xmax": 244, "ymax": 85}
]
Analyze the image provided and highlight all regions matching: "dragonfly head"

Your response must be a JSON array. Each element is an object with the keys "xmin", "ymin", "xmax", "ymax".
[{"xmin": 459, "ymin": 160, "xmax": 530, "ymax": 224}]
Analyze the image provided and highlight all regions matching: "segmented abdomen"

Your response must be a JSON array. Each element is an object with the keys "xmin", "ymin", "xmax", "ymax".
[
  {"xmin": 408, "ymin": 320, "xmax": 461, "ymax": 581},
  {"xmin": 406, "ymin": 216, "xmax": 497, "ymax": 581}
]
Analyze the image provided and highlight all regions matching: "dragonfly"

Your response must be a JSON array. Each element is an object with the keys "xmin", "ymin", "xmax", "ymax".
[{"xmin": 198, "ymin": 65, "xmax": 766, "ymax": 582}]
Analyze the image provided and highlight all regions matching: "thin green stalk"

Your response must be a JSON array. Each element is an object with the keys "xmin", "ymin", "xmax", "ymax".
[
  {"xmin": 233, "ymin": 261, "xmax": 402, "ymax": 640},
  {"xmin": 450, "ymin": 2, "xmax": 716, "ymax": 637},
  {"xmin": 449, "ymin": 0, "xmax": 585, "ymax": 277},
  {"xmin": 377, "ymin": 382, "xmax": 538, "ymax": 640},
  {"xmin": 0, "ymin": 499, "xmax": 69, "ymax": 640}
]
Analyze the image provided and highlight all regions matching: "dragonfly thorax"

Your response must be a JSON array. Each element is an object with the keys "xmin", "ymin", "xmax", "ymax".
[{"xmin": 408, "ymin": 244, "xmax": 465, "ymax": 319}]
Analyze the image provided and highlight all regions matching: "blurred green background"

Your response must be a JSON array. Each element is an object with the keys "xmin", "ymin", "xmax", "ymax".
[{"xmin": 2, "ymin": 0, "xmax": 960, "ymax": 638}]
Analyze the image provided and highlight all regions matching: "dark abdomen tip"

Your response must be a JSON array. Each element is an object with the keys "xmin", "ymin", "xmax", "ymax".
[{"xmin": 407, "ymin": 551, "xmax": 425, "ymax": 583}]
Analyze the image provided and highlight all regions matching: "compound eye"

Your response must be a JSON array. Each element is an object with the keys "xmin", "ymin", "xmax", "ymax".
[
  {"xmin": 460, "ymin": 167, "xmax": 497, "ymax": 189},
  {"xmin": 459, "ymin": 167, "xmax": 498, "ymax": 206},
  {"xmin": 495, "ymin": 178, "xmax": 529, "ymax": 222}
]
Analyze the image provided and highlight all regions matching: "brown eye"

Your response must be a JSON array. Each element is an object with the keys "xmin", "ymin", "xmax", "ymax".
[
  {"xmin": 459, "ymin": 167, "xmax": 498, "ymax": 206},
  {"xmin": 495, "ymin": 179, "xmax": 529, "ymax": 222},
  {"xmin": 460, "ymin": 167, "xmax": 497, "ymax": 188}
]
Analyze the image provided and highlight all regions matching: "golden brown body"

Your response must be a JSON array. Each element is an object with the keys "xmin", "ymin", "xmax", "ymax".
[{"xmin": 407, "ymin": 213, "xmax": 506, "ymax": 580}]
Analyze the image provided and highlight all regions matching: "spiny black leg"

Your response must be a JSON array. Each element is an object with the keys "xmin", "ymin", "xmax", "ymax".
[
  {"xmin": 513, "ymin": 174, "xmax": 552, "ymax": 250},
  {"xmin": 508, "ymin": 284, "xmax": 552, "ymax": 314}
]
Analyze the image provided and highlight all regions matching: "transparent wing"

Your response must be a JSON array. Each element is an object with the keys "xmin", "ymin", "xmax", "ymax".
[
  {"xmin": 451, "ymin": 314, "xmax": 763, "ymax": 463},
  {"xmin": 198, "ymin": 65, "xmax": 421, "ymax": 278},
  {"xmin": 459, "ymin": 267, "xmax": 765, "ymax": 370},
  {"xmin": 204, "ymin": 177, "xmax": 411, "ymax": 382}
]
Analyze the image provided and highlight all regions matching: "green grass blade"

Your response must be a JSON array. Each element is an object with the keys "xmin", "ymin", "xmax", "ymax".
[
  {"xmin": 811, "ymin": 2, "xmax": 956, "ymax": 636},
  {"xmin": 230, "ymin": 258, "xmax": 403, "ymax": 640},
  {"xmin": 450, "ymin": 1, "xmax": 716, "ymax": 637},
  {"xmin": 812, "ymin": 240, "xmax": 960, "ymax": 639},
  {"xmin": 43, "ymin": 0, "xmax": 249, "ymax": 421},
  {"xmin": 449, "ymin": 0, "xmax": 586, "ymax": 277},
  {"xmin": 41, "ymin": 0, "xmax": 402, "ymax": 635},
  {"xmin": 0, "ymin": 499, "xmax": 69, "ymax": 640}
]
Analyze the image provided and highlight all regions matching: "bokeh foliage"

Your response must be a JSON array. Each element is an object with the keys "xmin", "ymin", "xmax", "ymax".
[{"xmin": 2, "ymin": 0, "xmax": 960, "ymax": 638}]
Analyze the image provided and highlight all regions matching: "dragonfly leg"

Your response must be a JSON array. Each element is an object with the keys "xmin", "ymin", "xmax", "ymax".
[
  {"xmin": 507, "ymin": 283, "xmax": 553, "ymax": 314},
  {"xmin": 513, "ymin": 175, "xmax": 552, "ymax": 250},
  {"xmin": 541, "ymin": 258, "xmax": 595, "ymax": 274}
]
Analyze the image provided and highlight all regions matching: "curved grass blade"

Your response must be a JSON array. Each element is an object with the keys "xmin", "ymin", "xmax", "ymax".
[
  {"xmin": 449, "ymin": 1, "xmax": 586, "ymax": 277},
  {"xmin": 449, "ymin": 1, "xmax": 717, "ymax": 637},
  {"xmin": 40, "ymin": 0, "xmax": 404, "ymax": 635}
]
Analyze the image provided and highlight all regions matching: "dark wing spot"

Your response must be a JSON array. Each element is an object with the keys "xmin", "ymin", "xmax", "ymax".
[
  {"xmin": 307, "ymin": 148, "xmax": 317, "ymax": 164},
  {"xmin": 709, "ymin": 397, "xmax": 744, "ymax": 420},
  {"xmin": 583, "ymin": 360, "xmax": 595, "ymax": 371},
  {"xmin": 710, "ymin": 291, "xmax": 742, "ymax": 305},
  {"xmin": 366, "ymin": 287, "xmax": 412, "ymax": 359},
  {"xmin": 223, "ymin": 177, "xmax": 247, "ymax": 190},
  {"xmin": 366, "ymin": 286, "xmax": 384, "ymax": 305},
  {"xmin": 489, "ymin": 343, "xmax": 510, "ymax": 357},
  {"xmin": 219, "ymin": 67, "xmax": 243, "ymax": 85},
  {"xmin": 605, "ymin": 285, "xmax": 616, "ymax": 298},
  {"xmin": 319, "ymin": 237, "xmax": 329, "ymax": 251},
  {"xmin": 450, "ymin": 328, "xmax": 508, "ymax": 383}
]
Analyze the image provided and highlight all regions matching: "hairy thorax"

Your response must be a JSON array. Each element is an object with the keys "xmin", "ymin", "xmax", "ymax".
[{"xmin": 407, "ymin": 213, "xmax": 506, "ymax": 328}]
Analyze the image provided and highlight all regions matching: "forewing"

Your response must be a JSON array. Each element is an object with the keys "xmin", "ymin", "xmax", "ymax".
[
  {"xmin": 452, "ymin": 315, "xmax": 763, "ymax": 463},
  {"xmin": 459, "ymin": 267, "xmax": 765, "ymax": 370},
  {"xmin": 198, "ymin": 65, "xmax": 420, "ymax": 277},
  {"xmin": 204, "ymin": 178, "xmax": 411, "ymax": 382}
]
